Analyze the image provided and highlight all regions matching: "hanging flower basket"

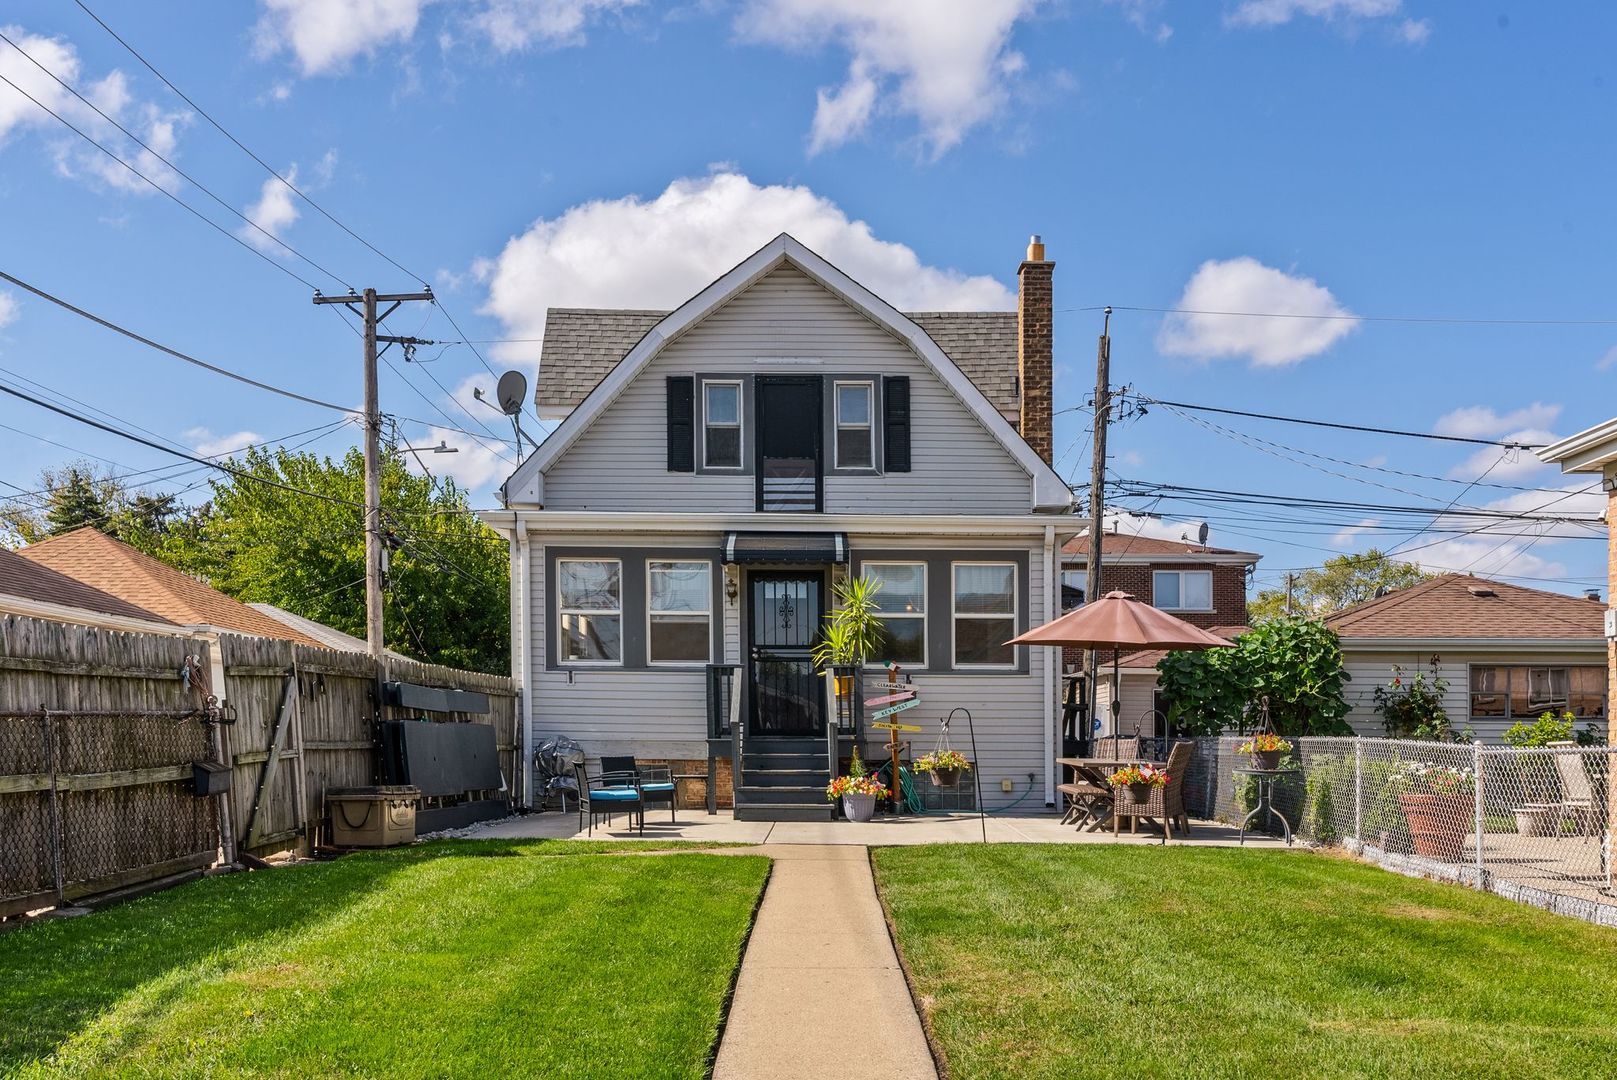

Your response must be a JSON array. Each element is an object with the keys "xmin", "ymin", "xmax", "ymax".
[
  {"xmin": 1126, "ymin": 782, "xmax": 1153, "ymax": 804},
  {"xmin": 1238, "ymin": 734, "xmax": 1293, "ymax": 771},
  {"xmin": 913, "ymin": 750, "xmax": 971, "ymax": 789},
  {"xmin": 1109, "ymin": 763, "xmax": 1168, "ymax": 805}
]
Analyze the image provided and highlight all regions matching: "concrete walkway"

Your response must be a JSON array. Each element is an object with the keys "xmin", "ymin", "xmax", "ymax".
[{"xmin": 713, "ymin": 845, "xmax": 937, "ymax": 1080}]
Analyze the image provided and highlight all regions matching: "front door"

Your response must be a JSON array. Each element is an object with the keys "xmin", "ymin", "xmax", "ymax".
[{"xmin": 748, "ymin": 571, "xmax": 824, "ymax": 736}]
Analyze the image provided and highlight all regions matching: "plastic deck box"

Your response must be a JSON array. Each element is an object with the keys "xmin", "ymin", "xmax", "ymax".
[{"xmin": 327, "ymin": 786, "xmax": 421, "ymax": 848}]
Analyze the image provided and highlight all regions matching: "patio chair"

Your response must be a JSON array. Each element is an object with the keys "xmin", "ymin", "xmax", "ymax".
[
  {"xmin": 1548, "ymin": 742, "xmax": 1601, "ymax": 837},
  {"xmin": 1112, "ymin": 740, "xmax": 1195, "ymax": 841},
  {"xmin": 601, "ymin": 755, "xmax": 678, "ymax": 824},
  {"xmin": 573, "ymin": 761, "xmax": 644, "ymax": 836},
  {"xmin": 1057, "ymin": 776, "xmax": 1112, "ymax": 830},
  {"xmin": 1094, "ymin": 735, "xmax": 1143, "ymax": 761}
]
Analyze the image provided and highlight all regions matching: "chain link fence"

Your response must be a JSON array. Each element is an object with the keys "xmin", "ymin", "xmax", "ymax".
[{"xmin": 1183, "ymin": 735, "xmax": 1616, "ymax": 926}]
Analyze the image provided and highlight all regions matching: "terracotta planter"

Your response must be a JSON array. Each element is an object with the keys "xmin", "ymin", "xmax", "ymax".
[
  {"xmin": 1398, "ymin": 793, "xmax": 1474, "ymax": 862},
  {"xmin": 932, "ymin": 767, "xmax": 962, "ymax": 787},
  {"xmin": 842, "ymin": 793, "xmax": 878, "ymax": 822},
  {"xmin": 1513, "ymin": 806, "xmax": 1551, "ymax": 837},
  {"xmin": 1126, "ymin": 782, "xmax": 1155, "ymax": 805},
  {"xmin": 1252, "ymin": 749, "xmax": 1284, "ymax": 771}
]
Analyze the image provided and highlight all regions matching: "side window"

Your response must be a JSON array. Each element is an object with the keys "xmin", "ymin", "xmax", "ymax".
[
  {"xmin": 834, "ymin": 381, "xmax": 874, "ymax": 469},
  {"xmin": 648, "ymin": 561, "xmax": 713, "ymax": 664},
  {"xmin": 864, "ymin": 562, "xmax": 925, "ymax": 666},
  {"xmin": 952, "ymin": 562, "xmax": 1017, "ymax": 668},
  {"xmin": 557, "ymin": 558, "xmax": 622, "ymax": 663},
  {"xmin": 1152, "ymin": 570, "xmax": 1212, "ymax": 611},
  {"xmin": 703, "ymin": 381, "xmax": 742, "ymax": 468}
]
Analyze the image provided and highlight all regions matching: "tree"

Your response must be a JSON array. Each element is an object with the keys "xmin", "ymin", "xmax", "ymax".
[
  {"xmin": 1250, "ymin": 549, "xmax": 1434, "ymax": 622},
  {"xmin": 1156, "ymin": 617, "xmax": 1353, "ymax": 737},
  {"xmin": 1, "ymin": 462, "xmax": 182, "ymax": 550},
  {"xmin": 164, "ymin": 444, "xmax": 510, "ymax": 673}
]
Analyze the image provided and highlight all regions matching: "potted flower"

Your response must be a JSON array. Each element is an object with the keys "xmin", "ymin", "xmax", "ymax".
[
  {"xmin": 913, "ymin": 749, "xmax": 972, "ymax": 787},
  {"xmin": 811, "ymin": 576, "xmax": 886, "ymax": 698},
  {"xmin": 827, "ymin": 748, "xmax": 888, "ymax": 822},
  {"xmin": 1239, "ymin": 733, "xmax": 1293, "ymax": 771},
  {"xmin": 1395, "ymin": 762, "xmax": 1476, "ymax": 862},
  {"xmin": 1108, "ymin": 763, "xmax": 1169, "ymax": 805}
]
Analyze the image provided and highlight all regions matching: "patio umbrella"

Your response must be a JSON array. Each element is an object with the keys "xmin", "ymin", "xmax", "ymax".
[{"xmin": 1008, "ymin": 590, "xmax": 1235, "ymax": 737}]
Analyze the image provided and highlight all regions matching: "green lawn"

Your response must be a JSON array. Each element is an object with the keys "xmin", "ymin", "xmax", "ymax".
[
  {"xmin": 1, "ymin": 840, "xmax": 767, "ymax": 1079},
  {"xmin": 874, "ymin": 845, "xmax": 1617, "ymax": 1080}
]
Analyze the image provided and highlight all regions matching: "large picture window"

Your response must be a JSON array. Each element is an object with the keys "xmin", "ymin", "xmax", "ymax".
[
  {"xmin": 1152, "ymin": 569, "xmax": 1212, "ymax": 611},
  {"xmin": 648, "ymin": 560, "xmax": 712, "ymax": 664},
  {"xmin": 557, "ymin": 558, "xmax": 622, "ymax": 663},
  {"xmin": 1470, "ymin": 665, "xmax": 1606, "ymax": 721},
  {"xmin": 834, "ymin": 381, "xmax": 874, "ymax": 469},
  {"xmin": 864, "ymin": 562, "xmax": 925, "ymax": 666},
  {"xmin": 703, "ymin": 380, "xmax": 742, "ymax": 468},
  {"xmin": 952, "ymin": 562, "xmax": 1017, "ymax": 668}
]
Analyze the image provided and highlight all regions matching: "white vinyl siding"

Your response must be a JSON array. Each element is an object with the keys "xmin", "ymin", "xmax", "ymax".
[
  {"xmin": 864, "ymin": 561, "xmax": 926, "ymax": 667},
  {"xmin": 540, "ymin": 264, "xmax": 1033, "ymax": 513},
  {"xmin": 557, "ymin": 558, "xmax": 622, "ymax": 664},
  {"xmin": 952, "ymin": 562, "xmax": 1018, "ymax": 669},
  {"xmin": 647, "ymin": 560, "xmax": 713, "ymax": 664},
  {"xmin": 1153, "ymin": 569, "xmax": 1212, "ymax": 612}
]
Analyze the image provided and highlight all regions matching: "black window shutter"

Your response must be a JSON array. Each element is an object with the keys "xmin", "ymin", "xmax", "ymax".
[
  {"xmin": 883, "ymin": 376, "xmax": 911, "ymax": 472},
  {"xmin": 667, "ymin": 376, "xmax": 695, "ymax": 472}
]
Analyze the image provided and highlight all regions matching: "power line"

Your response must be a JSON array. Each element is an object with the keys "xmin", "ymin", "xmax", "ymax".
[
  {"xmin": 1100, "ymin": 304, "xmax": 1617, "ymax": 328},
  {"xmin": 1111, "ymin": 480, "xmax": 1602, "ymax": 524},
  {"xmin": 1132, "ymin": 395, "xmax": 1547, "ymax": 449}
]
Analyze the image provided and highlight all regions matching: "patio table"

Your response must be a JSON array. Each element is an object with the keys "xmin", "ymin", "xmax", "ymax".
[
  {"xmin": 1233, "ymin": 766, "xmax": 1299, "ymax": 846},
  {"xmin": 1057, "ymin": 757, "xmax": 1152, "ymax": 832}
]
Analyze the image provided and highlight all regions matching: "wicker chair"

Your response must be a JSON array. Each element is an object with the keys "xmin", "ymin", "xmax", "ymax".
[
  {"xmin": 1093, "ymin": 735, "xmax": 1143, "ymax": 761},
  {"xmin": 1112, "ymin": 740, "xmax": 1195, "ymax": 841}
]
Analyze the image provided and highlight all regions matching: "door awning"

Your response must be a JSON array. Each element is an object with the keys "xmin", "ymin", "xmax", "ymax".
[{"xmin": 723, "ymin": 531, "xmax": 848, "ymax": 565}]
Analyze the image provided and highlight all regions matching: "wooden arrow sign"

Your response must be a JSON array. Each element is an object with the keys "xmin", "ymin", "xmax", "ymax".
[
  {"xmin": 869, "ymin": 719, "xmax": 923, "ymax": 732},
  {"xmin": 870, "ymin": 697, "xmax": 921, "ymax": 721},
  {"xmin": 863, "ymin": 690, "xmax": 917, "ymax": 707}
]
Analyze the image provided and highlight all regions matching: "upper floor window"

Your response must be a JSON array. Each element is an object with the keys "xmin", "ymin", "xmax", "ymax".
[
  {"xmin": 1060, "ymin": 569, "xmax": 1086, "ymax": 612},
  {"xmin": 865, "ymin": 562, "xmax": 926, "ymax": 666},
  {"xmin": 953, "ymin": 562, "xmax": 1017, "ymax": 668},
  {"xmin": 834, "ymin": 381, "xmax": 874, "ymax": 469},
  {"xmin": 1153, "ymin": 570, "xmax": 1212, "ymax": 612},
  {"xmin": 704, "ymin": 380, "xmax": 742, "ymax": 469},
  {"xmin": 558, "ymin": 558, "xmax": 622, "ymax": 663},
  {"xmin": 647, "ymin": 560, "xmax": 712, "ymax": 664}
]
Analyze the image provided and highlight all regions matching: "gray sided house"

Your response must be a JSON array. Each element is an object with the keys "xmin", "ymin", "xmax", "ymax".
[{"xmin": 483, "ymin": 233, "xmax": 1080, "ymax": 820}]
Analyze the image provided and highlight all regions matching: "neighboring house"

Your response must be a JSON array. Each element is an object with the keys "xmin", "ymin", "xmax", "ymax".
[
  {"xmin": 1061, "ymin": 533, "xmax": 1258, "ymax": 739},
  {"xmin": 0, "ymin": 546, "xmax": 179, "ymax": 635},
  {"xmin": 248, "ymin": 602, "xmax": 413, "ymax": 662},
  {"xmin": 1326, "ymin": 574, "xmax": 1607, "ymax": 742},
  {"xmin": 482, "ymin": 233, "xmax": 1080, "ymax": 818}
]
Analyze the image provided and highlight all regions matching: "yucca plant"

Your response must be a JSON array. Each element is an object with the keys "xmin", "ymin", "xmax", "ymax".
[{"xmin": 811, "ymin": 576, "xmax": 887, "ymax": 695}]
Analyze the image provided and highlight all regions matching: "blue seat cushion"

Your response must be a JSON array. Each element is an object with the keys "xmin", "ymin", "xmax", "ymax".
[
  {"xmin": 641, "ymin": 782, "xmax": 676, "ymax": 793},
  {"xmin": 593, "ymin": 787, "xmax": 640, "ymax": 802}
]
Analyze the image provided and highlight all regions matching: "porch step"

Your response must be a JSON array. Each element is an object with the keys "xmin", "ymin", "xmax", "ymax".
[
  {"xmin": 733, "ymin": 803, "xmax": 837, "ymax": 822},
  {"xmin": 741, "ymin": 752, "xmax": 825, "ymax": 771},
  {"xmin": 744, "ymin": 737, "xmax": 827, "ymax": 754},
  {"xmin": 733, "ymin": 785, "xmax": 827, "ymax": 807},
  {"xmin": 742, "ymin": 768, "xmax": 828, "ymax": 788}
]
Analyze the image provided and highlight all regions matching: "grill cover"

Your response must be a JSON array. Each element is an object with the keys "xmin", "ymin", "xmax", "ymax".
[{"xmin": 723, "ymin": 531, "xmax": 848, "ymax": 565}]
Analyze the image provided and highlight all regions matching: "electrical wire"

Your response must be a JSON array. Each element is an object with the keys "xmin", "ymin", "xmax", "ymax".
[
  {"xmin": 1132, "ymin": 395, "xmax": 1548, "ymax": 449},
  {"xmin": 1098, "ymin": 304, "xmax": 1617, "ymax": 328}
]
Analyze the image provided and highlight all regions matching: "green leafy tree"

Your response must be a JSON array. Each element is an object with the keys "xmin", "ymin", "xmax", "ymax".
[
  {"xmin": 1156, "ymin": 617, "xmax": 1353, "ymax": 736},
  {"xmin": 1, "ymin": 462, "xmax": 182, "ymax": 550},
  {"xmin": 165, "ymin": 445, "xmax": 509, "ymax": 673},
  {"xmin": 1250, "ymin": 549, "xmax": 1434, "ymax": 622}
]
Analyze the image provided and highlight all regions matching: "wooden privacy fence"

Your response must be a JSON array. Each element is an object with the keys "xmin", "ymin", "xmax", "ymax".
[{"xmin": 1, "ymin": 614, "xmax": 519, "ymax": 918}]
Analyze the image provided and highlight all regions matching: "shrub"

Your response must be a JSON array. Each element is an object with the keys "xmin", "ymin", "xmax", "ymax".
[{"xmin": 1158, "ymin": 617, "xmax": 1352, "ymax": 736}]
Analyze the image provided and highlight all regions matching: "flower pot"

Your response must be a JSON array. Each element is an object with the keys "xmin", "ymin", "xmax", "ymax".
[
  {"xmin": 1398, "ymin": 793, "xmax": 1474, "ymax": 862},
  {"xmin": 932, "ymin": 767, "xmax": 961, "ymax": 787},
  {"xmin": 833, "ymin": 674, "xmax": 854, "ymax": 697},
  {"xmin": 842, "ymin": 793, "xmax": 878, "ymax": 822},
  {"xmin": 1127, "ymin": 782, "xmax": 1154, "ymax": 805},
  {"xmin": 1252, "ymin": 749, "xmax": 1283, "ymax": 771},
  {"xmin": 1513, "ymin": 806, "xmax": 1551, "ymax": 837}
]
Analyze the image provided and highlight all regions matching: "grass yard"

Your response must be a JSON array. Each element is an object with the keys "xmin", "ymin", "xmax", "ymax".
[
  {"xmin": 1, "ymin": 839, "xmax": 767, "ymax": 1078},
  {"xmin": 874, "ymin": 845, "xmax": 1617, "ymax": 1080}
]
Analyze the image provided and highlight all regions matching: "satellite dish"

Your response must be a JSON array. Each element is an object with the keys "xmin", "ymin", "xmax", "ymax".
[
  {"xmin": 1196, "ymin": 522, "xmax": 1210, "ymax": 545},
  {"xmin": 496, "ymin": 370, "xmax": 528, "ymax": 417}
]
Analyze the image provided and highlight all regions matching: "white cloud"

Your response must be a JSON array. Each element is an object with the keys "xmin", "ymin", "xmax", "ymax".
[
  {"xmin": 1099, "ymin": 512, "xmax": 1208, "ymax": 545},
  {"xmin": 0, "ymin": 289, "xmax": 17, "ymax": 330},
  {"xmin": 1597, "ymin": 345, "xmax": 1617, "ymax": 371},
  {"xmin": 1106, "ymin": 0, "xmax": 1173, "ymax": 42},
  {"xmin": 474, "ymin": 0, "xmax": 640, "ymax": 51},
  {"xmin": 254, "ymin": 0, "xmax": 429, "ymax": 77},
  {"xmin": 239, "ymin": 164, "xmax": 301, "ymax": 251},
  {"xmin": 1331, "ymin": 517, "xmax": 1380, "ymax": 546},
  {"xmin": 402, "ymin": 424, "xmax": 517, "ymax": 489},
  {"xmin": 476, "ymin": 170, "xmax": 1014, "ymax": 361},
  {"xmin": 1226, "ymin": 0, "xmax": 1430, "ymax": 44},
  {"xmin": 185, "ymin": 428, "xmax": 267, "ymax": 459},
  {"xmin": 734, "ymin": 0, "xmax": 1041, "ymax": 157},
  {"xmin": 1401, "ymin": 484, "xmax": 1604, "ymax": 581},
  {"xmin": 1433, "ymin": 402, "xmax": 1561, "ymax": 439},
  {"xmin": 1449, "ymin": 430, "xmax": 1560, "ymax": 482},
  {"xmin": 1119, "ymin": 449, "xmax": 1145, "ymax": 468},
  {"xmin": 1155, "ymin": 257, "xmax": 1358, "ymax": 367}
]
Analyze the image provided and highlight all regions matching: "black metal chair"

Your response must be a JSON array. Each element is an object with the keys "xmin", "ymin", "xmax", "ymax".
[
  {"xmin": 573, "ymin": 762, "xmax": 644, "ymax": 835},
  {"xmin": 601, "ymin": 755, "xmax": 678, "ymax": 824}
]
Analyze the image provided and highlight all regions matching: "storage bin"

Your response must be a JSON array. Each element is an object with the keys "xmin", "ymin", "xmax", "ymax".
[{"xmin": 327, "ymin": 786, "xmax": 421, "ymax": 848}]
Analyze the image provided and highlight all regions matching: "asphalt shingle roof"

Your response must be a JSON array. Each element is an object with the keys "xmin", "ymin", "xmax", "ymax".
[
  {"xmin": 535, "ymin": 308, "xmax": 1021, "ymax": 418},
  {"xmin": 1325, "ymin": 574, "xmax": 1604, "ymax": 640},
  {"xmin": 0, "ymin": 546, "xmax": 175, "ymax": 624}
]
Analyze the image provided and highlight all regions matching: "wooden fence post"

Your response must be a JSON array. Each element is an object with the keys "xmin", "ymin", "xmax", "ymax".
[{"xmin": 241, "ymin": 671, "xmax": 297, "ymax": 851}]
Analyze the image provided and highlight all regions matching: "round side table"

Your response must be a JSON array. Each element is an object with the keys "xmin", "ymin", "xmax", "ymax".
[{"xmin": 1232, "ymin": 767, "xmax": 1301, "ymax": 846}]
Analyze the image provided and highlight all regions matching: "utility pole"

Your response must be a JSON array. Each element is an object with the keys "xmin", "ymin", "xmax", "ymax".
[
  {"xmin": 313, "ymin": 287, "xmax": 435, "ymax": 660},
  {"xmin": 1085, "ymin": 307, "xmax": 1112, "ymax": 742},
  {"xmin": 1285, "ymin": 573, "xmax": 1297, "ymax": 616}
]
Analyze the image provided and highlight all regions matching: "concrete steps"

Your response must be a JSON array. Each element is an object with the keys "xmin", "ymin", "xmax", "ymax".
[{"xmin": 737, "ymin": 735, "xmax": 834, "ymax": 822}]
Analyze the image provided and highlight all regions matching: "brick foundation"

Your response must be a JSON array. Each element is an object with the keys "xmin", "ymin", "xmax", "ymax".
[{"xmin": 638, "ymin": 756, "xmax": 734, "ymax": 810}]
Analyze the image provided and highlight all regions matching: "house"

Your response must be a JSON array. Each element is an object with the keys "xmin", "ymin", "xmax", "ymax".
[
  {"xmin": 247, "ymin": 602, "xmax": 413, "ymax": 662},
  {"xmin": 482, "ymin": 233, "xmax": 1081, "ymax": 819},
  {"xmin": 1060, "ymin": 532, "xmax": 1258, "ymax": 739},
  {"xmin": 0, "ymin": 545, "xmax": 179, "ymax": 635},
  {"xmin": 1325, "ymin": 574, "xmax": 1606, "ymax": 742}
]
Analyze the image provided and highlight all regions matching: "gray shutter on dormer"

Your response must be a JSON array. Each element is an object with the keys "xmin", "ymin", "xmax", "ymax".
[
  {"xmin": 883, "ymin": 375, "xmax": 910, "ymax": 472},
  {"xmin": 667, "ymin": 376, "xmax": 695, "ymax": 472}
]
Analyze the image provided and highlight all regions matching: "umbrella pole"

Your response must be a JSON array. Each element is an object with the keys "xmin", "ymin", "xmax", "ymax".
[{"xmin": 1112, "ymin": 647, "xmax": 1121, "ymax": 738}]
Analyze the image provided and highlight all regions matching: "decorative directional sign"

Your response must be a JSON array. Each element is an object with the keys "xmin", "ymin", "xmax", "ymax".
[
  {"xmin": 863, "ymin": 691, "xmax": 917, "ymax": 708},
  {"xmin": 869, "ymin": 719, "xmax": 922, "ymax": 732}
]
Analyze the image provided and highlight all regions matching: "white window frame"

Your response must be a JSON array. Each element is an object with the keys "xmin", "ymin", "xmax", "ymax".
[
  {"xmin": 556, "ymin": 557, "xmax": 623, "ymax": 666},
  {"xmin": 1152, "ymin": 569, "xmax": 1213, "ymax": 612},
  {"xmin": 646, "ymin": 559, "xmax": 713, "ymax": 666},
  {"xmin": 863, "ymin": 560, "xmax": 927, "ymax": 669},
  {"xmin": 702, "ymin": 379, "xmax": 744, "ymax": 470},
  {"xmin": 951, "ymin": 561, "xmax": 1018, "ymax": 671},
  {"xmin": 833, "ymin": 379, "xmax": 876, "ymax": 470}
]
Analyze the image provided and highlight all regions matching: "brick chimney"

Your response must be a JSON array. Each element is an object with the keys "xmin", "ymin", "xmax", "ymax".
[{"xmin": 1017, "ymin": 234, "xmax": 1054, "ymax": 464}]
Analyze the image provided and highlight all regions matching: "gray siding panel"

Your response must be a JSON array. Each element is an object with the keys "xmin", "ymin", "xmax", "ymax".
[{"xmin": 541, "ymin": 264, "xmax": 1033, "ymax": 514}]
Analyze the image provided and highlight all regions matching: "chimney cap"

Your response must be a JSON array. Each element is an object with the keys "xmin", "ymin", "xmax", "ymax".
[{"xmin": 1026, "ymin": 234, "xmax": 1047, "ymax": 262}]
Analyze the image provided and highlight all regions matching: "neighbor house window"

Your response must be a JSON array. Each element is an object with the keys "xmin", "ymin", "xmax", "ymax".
[
  {"xmin": 1152, "ymin": 570, "xmax": 1212, "ymax": 611},
  {"xmin": 703, "ymin": 381, "xmax": 742, "ymax": 468},
  {"xmin": 834, "ymin": 381, "xmax": 874, "ymax": 469},
  {"xmin": 557, "ymin": 558, "xmax": 622, "ymax": 663},
  {"xmin": 1470, "ymin": 665, "xmax": 1606, "ymax": 721},
  {"xmin": 648, "ymin": 560, "xmax": 712, "ymax": 664},
  {"xmin": 953, "ymin": 562, "xmax": 1016, "ymax": 668},
  {"xmin": 865, "ymin": 562, "xmax": 925, "ymax": 666},
  {"xmin": 1060, "ymin": 569, "xmax": 1086, "ymax": 611}
]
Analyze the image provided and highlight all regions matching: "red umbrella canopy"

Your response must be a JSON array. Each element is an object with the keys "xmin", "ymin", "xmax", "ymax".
[{"xmin": 1008, "ymin": 591, "xmax": 1237, "ymax": 651}]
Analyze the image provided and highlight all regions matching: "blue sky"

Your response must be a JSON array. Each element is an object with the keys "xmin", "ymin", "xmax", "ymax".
[{"xmin": 1, "ymin": 0, "xmax": 1613, "ymax": 596}]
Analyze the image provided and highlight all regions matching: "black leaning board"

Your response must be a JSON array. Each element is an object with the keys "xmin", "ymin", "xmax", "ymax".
[{"xmin": 381, "ymin": 720, "xmax": 502, "ymax": 797}]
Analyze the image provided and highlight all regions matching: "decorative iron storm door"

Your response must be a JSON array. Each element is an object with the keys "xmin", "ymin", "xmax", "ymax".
[{"xmin": 748, "ymin": 571, "xmax": 825, "ymax": 736}]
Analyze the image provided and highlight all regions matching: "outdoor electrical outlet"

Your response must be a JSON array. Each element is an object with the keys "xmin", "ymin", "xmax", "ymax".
[{"xmin": 1000, "ymin": 778, "xmax": 1014, "ymax": 793}]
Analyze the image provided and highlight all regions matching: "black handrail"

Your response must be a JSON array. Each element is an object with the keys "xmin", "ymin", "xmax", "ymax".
[{"xmin": 706, "ymin": 664, "xmax": 739, "ymax": 739}]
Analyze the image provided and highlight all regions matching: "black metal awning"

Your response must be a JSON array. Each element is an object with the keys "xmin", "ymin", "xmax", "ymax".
[{"xmin": 723, "ymin": 531, "xmax": 848, "ymax": 565}]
